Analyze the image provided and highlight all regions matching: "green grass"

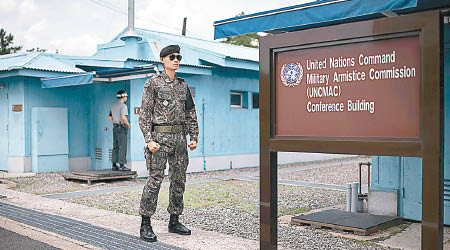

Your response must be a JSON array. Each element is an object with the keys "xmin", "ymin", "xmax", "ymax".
[
  {"xmin": 64, "ymin": 179, "xmax": 345, "ymax": 219},
  {"xmin": 280, "ymin": 207, "xmax": 311, "ymax": 216},
  {"xmin": 156, "ymin": 180, "xmax": 260, "ymax": 213}
]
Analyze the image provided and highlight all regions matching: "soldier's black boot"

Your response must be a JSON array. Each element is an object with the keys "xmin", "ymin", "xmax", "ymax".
[
  {"xmin": 168, "ymin": 214, "xmax": 191, "ymax": 235},
  {"xmin": 112, "ymin": 163, "xmax": 119, "ymax": 171},
  {"xmin": 140, "ymin": 216, "xmax": 157, "ymax": 242}
]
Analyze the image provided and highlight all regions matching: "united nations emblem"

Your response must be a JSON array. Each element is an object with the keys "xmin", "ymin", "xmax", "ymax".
[{"xmin": 280, "ymin": 62, "xmax": 303, "ymax": 87}]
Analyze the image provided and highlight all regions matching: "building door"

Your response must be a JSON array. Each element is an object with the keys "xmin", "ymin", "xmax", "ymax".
[
  {"xmin": 401, "ymin": 157, "xmax": 422, "ymax": 221},
  {"xmin": 31, "ymin": 107, "xmax": 69, "ymax": 172},
  {"xmin": 0, "ymin": 85, "xmax": 8, "ymax": 171},
  {"xmin": 91, "ymin": 82, "xmax": 128, "ymax": 170}
]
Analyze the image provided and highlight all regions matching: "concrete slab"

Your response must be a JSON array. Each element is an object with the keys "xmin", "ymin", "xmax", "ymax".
[
  {"xmin": 368, "ymin": 190, "xmax": 398, "ymax": 217},
  {"xmin": 379, "ymin": 222, "xmax": 450, "ymax": 250},
  {"xmin": 0, "ymin": 187, "xmax": 259, "ymax": 250}
]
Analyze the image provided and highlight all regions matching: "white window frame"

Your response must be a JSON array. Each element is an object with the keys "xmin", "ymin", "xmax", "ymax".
[{"xmin": 230, "ymin": 91, "xmax": 243, "ymax": 109}]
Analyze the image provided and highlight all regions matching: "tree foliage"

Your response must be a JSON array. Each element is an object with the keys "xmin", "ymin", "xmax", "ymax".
[
  {"xmin": 0, "ymin": 28, "xmax": 22, "ymax": 55},
  {"xmin": 26, "ymin": 47, "xmax": 47, "ymax": 52},
  {"xmin": 221, "ymin": 12, "xmax": 261, "ymax": 48}
]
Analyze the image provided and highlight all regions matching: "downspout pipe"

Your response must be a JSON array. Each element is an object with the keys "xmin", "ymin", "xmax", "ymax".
[
  {"xmin": 351, "ymin": 182, "xmax": 359, "ymax": 212},
  {"xmin": 346, "ymin": 183, "xmax": 352, "ymax": 212},
  {"xmin": 202, "ymin": 98, "xmax": 206, "ymax": 171}
]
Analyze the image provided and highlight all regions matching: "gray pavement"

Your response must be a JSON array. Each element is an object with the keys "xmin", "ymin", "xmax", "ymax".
[
  {"xmin": 0, "ymin": 227, "xmax": 60, "ymax": 250},
  {"xmin": 0, "ymin": 187, "xmax": 260, "ymax": 250},
  {"xmin": 0, "ymin": 202, "xmax": 183, "ymax": 250}
]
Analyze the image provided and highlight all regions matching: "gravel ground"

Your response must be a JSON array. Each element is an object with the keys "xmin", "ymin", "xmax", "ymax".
[
  {"xmin": 278, "ymin": 163, "xmax": 372, "ymax": 186},
  {"xmin": 7, "ymin": 172, "xmax": 146, "ymax": 195},
  {"xmin": 62, "ymin": 180, "xmax": 390, "ymax": 250},
  {"xmin": 6, "ymin": 168, "xmax": 261, "ymax": 195},
  {"xmin": 8, "ymin": 156, "xmax": 368, "ymax": 195}
]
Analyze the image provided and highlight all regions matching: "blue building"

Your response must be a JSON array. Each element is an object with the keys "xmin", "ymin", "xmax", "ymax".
[{"xmin": 0, "ymin": 26, "xmax": 341, "ymax": 176}]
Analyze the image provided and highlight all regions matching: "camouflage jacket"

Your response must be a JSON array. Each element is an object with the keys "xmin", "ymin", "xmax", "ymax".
[{"xmin": 139, "ymin": 71, "xmax": 199, "ymax": 143}]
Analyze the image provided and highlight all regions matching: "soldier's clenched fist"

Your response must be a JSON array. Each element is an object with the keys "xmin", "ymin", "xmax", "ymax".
[
  {"xmin": 188, "ymin": 141, "xmax": 197, "ymax": 151},
  {"xmin": 147, "ymin": 141, "xmax": 160, "ymax": 153}
]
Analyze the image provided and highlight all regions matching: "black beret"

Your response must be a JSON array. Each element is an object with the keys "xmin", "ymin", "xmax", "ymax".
[{"xmin": 160, "ymin": 45, "xmax": 180, "ymax": 58}]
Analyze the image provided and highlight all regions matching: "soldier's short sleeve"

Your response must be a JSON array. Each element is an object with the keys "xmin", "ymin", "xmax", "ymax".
[{"xmin": 121, "ymin": 104, "xmax": 128, "ymax": 116}]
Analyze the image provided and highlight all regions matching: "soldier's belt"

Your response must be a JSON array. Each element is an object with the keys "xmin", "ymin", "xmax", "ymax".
[{"xmin": 153, "ymin": 125, "xmax": 183, "ymax": 133}]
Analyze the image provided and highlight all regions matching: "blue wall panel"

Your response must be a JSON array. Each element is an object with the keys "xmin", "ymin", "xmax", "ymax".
[
  {"xmin": 0, "ymin": 81, "xmax": 8, "ymax": 170},
  {"xmin": 31, "ymin": 107, "xmax": 69, "ymax": 172},
  {"xmin": 129, "ymin": 78, "xmax": 147, "ymax": 161},
  {"xmin": 7, "ymin": 77, "xmax": 25, "ymax": 156},
  {"xmin": 199, "ymin": 68, "xmax": 259, "ymax": 157},
  {"xmin": 371, "ymin": 156, "xmax": 401, "ymax": 190},
  {"xmin": 24, "ymin": 77, "xmax": 92, "ymax": 158}
]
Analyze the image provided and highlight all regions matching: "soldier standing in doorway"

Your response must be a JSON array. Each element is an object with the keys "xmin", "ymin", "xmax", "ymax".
[
  {"xmin": 109, "ymin": 90, "xmax": 131, "ymax": 171},
  {"xmin": 138, "ymin": 45, "xmax": 199, "ymax": 242}
]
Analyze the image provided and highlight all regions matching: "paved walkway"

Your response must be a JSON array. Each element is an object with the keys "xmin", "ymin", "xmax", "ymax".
[
  {"xmin": 0, "ymin": 202, "xmax": 182, "ymax": 250},
  {"xmin": 0, "ymin": 226, "xmax": 60, "ymax": 250},
  {"xmin": 0, "ymin": 187, "xmax": 260, "ymax": 250}
]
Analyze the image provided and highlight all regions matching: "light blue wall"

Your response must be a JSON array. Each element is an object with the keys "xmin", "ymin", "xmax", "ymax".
[
  {"xmin": 129, "ymin": 78, "xmax": 146, "ymax": 161},
  {"xmin": 198, "ymin": 67, "xmax": 259, "ymax": 157},
  {"xmin": 23, "ymin": 77, "xmax": 92, "ymax": 158},
  {"xmin": 95, "ymin": 40, "xmax": 152, "ymax": 60},
  {"xmin": 127, "ymin": 67, "xmax": 259, "ymax": 164},
  {"xmin": 7, "ymin": 77, "xmax": 25, "ymax": 156},
  {"xmin": 0, "ymin": 80, "xmax": 8, "ymax": 170},
  {"xmin": 371, "ymin": 156, "xmax": 401, "ymax": 191}
]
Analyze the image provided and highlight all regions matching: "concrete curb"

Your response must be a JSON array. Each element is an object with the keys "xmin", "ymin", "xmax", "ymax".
[{"xmin": 0, "ymin": 172, "xmax": 36, "ymax": 178}]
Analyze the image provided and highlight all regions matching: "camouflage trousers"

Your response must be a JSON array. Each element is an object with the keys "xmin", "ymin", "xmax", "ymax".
[{"xmin": 139, "ymin": 132, "xmax": 189, "ymax": 217}]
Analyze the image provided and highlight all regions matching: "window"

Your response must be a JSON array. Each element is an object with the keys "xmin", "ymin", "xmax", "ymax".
[
  {"xmin": 252, "ymin": 93, "xmax": 259, "ymax": 109},
  {"xmin": 230, "ymin": 92, "xmax": 243, "ymax": 108},
  {"xmin": 230, "ymin": 91, "xmax": 248, "ymax": 109}
]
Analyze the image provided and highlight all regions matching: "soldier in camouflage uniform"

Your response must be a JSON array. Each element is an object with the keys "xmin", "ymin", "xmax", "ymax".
[{"xmin": 138, "ymin": 45, "xmax": 199, "ymax": 243}]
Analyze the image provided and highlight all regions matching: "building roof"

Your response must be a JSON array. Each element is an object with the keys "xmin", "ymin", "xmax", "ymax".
[
  {"xmin": 0, "ymin": 53, "xmax": 85, "ymax": 73},
  {"xmin": 135, "ymin": 28, "xmax": 258, "ymax": 62},
  {"xmin": 95, "ymin": 28, "xmax": 259, "ymax": 70},
  {"xmin": 0, "ymin": 27, "xmax": 258, "ymax": 78},
  {"xmin": 0, "ymin": 51, "xmax": 211, "ymax": 77}
]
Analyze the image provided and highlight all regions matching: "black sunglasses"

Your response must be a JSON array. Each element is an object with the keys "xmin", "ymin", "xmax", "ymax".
[{"xmin": 169, "ymin": 54, "xmax": 182, "ymax": 61}]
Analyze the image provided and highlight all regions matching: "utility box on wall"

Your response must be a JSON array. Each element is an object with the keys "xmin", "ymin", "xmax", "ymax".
[{"xmin": 31, "ymin": 107, "xmax": 69, "ymax": 172}]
